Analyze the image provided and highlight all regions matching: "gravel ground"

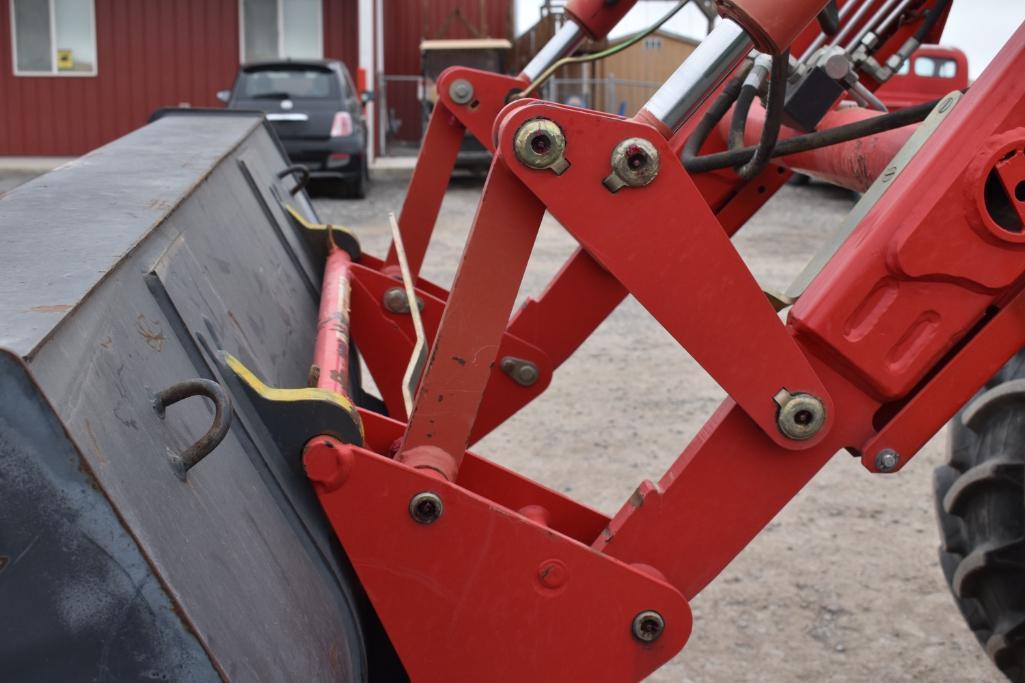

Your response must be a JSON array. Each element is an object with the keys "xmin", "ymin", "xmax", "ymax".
[{"xmin": 318, "ymin": 176, "xmax": 1000, "ymax": 683}]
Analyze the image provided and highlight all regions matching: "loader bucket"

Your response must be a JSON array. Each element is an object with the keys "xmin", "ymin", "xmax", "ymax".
[{"xmin": 0, "ymin": 111, "xmax": 381, "ymax": 681}]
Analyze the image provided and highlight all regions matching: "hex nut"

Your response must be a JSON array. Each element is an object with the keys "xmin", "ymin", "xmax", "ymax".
[
  {"xmin": 303, "ymin": 441, "xmax": 353, "ymax": 492},
  {"xmin": 449, "ymin": 79, "xmax": 474, "ymax": 105},
  {"xmin": 631, "ymin": 610, "xmax": 665, "ymax": 643},
  {"xmin": 409, "ymin": 491, "xmax": 444, "ymax": 524}
]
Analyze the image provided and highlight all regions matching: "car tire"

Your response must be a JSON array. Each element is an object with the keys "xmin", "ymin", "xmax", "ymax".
[
  {"xmin": 342, "ymin": 156, "xmax": 368, "ymax": 200},
  {"xmin": 934, "ymin": 351, "xmax": 1025, "ymax": 682},
  {"xmin": 349, "ymin": 173, "xmax": 366, "ymax": 199}
]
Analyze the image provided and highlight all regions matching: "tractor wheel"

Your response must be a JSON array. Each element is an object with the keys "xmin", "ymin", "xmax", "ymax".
[{"xmin": 934, "ymin": 352, "xmax": 1025, "ymax": 682}]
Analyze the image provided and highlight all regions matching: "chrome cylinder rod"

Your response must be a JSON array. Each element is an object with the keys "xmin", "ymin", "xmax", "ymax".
[
  {"xmin": 519, "ymin": 21, "xmax": 586, "ymax": 82},
  {"xmin": 846, "ymin": 0, "xmax": 902, "ymax": 53},
  {"xmin": 641, "ymin": 19, "xmax": 753, "ymax": 132},
  {"xmin": 799, "ymin": 0, "xmax": 865, "ymax": 63}
]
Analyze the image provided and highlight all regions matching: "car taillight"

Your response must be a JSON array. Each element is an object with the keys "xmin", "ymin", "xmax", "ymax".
[{"xmin": 331, "ymin": 112, "xmax": 353, "ymax": 137}]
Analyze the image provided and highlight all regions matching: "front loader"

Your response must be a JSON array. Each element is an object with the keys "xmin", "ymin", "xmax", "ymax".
[{"xmin": 2, "ymin": 0, "xmax": 1024, "ymax": 680}]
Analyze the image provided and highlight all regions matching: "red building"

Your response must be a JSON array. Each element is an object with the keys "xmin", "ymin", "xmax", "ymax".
[{"xmin": 0, "ymin": 0, "xmax": 511, "ymax": 158}]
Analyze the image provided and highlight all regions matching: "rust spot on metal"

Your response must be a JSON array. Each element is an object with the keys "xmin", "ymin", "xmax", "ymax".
[
  {"xmin": 329, "ymin": 369, "xmax": 346, "ymax": 384},
  {"xmin": 308, "ymin": 364, "xmax": 321, "ymax": 387},
  {"xmin": 451, "ymin": 355, "xmax": 466, "ymax": 366},
  {"xmin": 135, "ymin": 314, "xmax": 166, "ymax": 351},
  {"xmin": 145, "ymin": 198, "xmax": 174, "ymax": 211},
  {"xmin": 29, "ymin": 304, "xmax": 72, "ymax": 313},
  {"xmin": 0, "ymin": 556, "xmax": 7, "ymax": 572},
  {"xmin": 83, "ymin": 419, "xmax": 109, "ymax": 468},
  {"xmin": 227, "ymin": 311, "xmax": 252, "ymax": 344}
]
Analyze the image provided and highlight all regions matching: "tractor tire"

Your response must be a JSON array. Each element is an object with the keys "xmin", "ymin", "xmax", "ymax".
[{"xmin": 934, "ymin": 351, "xmax": 1025, "ymax": 682}]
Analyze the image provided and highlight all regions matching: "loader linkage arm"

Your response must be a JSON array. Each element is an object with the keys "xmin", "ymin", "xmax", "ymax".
[{"xmin": 300, "ymin": 1, "xmax": 1025, "ymax": 680}]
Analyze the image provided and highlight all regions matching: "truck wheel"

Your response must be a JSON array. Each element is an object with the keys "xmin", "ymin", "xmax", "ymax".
[{"xmin": 934, "ymin": 352, "xmax": 1025, "ymax": 682}]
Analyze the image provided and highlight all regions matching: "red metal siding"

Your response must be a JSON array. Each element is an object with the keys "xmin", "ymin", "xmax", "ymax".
[
  {"xmin": 324, "ymin": 0, "xmax": 359, "ymax": 73},
  {"xmin": 0, "ymin": 0, "xmax": 239, "ymax": 156},
  {"xmin": 383, "ymin": 0, "xmax": 512, "ymax": 141},
  {"xmin": 0, "ymin": 0, "xmax": 360, "ymax": 156}
]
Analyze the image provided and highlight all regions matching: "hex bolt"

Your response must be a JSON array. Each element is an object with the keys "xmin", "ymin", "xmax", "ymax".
[
  {"xmin": 303, "ymin": 439, "xmax": 353, "ymax": 492},
  {"xmin": 409, "ymin": 491, "xmax": 444, "ymax": 524},
  {"xmin": 449, "ymin": 78, "xmax": 474, "ymax": 105},
  {"xmin": 512, "ymin": 118, "xmax": 569, "ymax": 174},
  {"xmin": 603, "ymin": 137, "xmax": 661, "ymax": 192},
  {"xmin": 631, "ymin": 610, "xmax": 665, "ymax": 643},
  {"xmin": 383, "ymin": 286, "xmax": 422, "ymax": 314},
  {"xmin": 500, "ymin": 356, "xmax": 539, "ymax": 387},
  {"xmin": 773, "ymin": 389, "xmax": 827, "ymax": 441},
  {"xmin": 874, "ymin": 448, "xmax": 900, "ymax": 473}
]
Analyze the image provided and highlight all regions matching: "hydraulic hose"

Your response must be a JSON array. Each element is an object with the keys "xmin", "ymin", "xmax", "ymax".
[
  {"xmin": 681, "ymin": 61, "xmax": 752, "ymax": 174},
  {"xmin": 683, "ymin": 96, "xmax": 943, "ymax": 174},
  {"xmin": 729, "ymin": 82, "xmax": 758, "ymax": 151},
  {"xmin": 728, "ymin": 54, "xmax": 772, "ymax": 151},
  {"xmin": 734, "ymin": 50, "xmax": 789, "ymax": 180}
]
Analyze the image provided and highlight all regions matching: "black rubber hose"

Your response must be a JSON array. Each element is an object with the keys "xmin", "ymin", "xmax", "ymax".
[
  {"xmin": 817, "ymin": 0, "xmax": 840, "ymax": 36},
  {"xmin": 681, "ymin": 61, "xmax": 753, "ymax": 173},
  {"xmin": 734, "ymin": 50, "xmax": 790, "ymax": 181},
  {"xmin": 728, "ymin": 82, "xmax": 757, "ymax": 152},
  {"xmin": 683, "ymin": 96, "xmax": 942, "ymax": 174},
  {"xmin": 914, "ymin": 0, "xmax": 951, "ymax": 43}
]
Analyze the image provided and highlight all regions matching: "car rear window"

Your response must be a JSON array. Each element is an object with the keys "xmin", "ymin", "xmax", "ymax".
[{"xmin": 239, "ymin": 68, "xmax": 340, "ymax": 99}]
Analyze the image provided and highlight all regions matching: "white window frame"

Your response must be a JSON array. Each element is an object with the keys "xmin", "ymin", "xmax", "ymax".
[
  {"xmin": 9, "ymin": 0, "xmax": 98, "ymax": 77},
  {"xmin": 238, "ymin": 0, "xmax": 324, "ymax": 63}
]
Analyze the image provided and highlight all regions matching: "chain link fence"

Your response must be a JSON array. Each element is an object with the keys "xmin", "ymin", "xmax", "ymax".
[{"xmin": 375, "ymin": 75, "xmax": 661, "ymax": 156}]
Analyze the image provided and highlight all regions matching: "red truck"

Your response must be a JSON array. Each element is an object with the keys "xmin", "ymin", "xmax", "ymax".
[{"xmin": 876, "ymin": 44, "xmax": 969, "ymax": 109}]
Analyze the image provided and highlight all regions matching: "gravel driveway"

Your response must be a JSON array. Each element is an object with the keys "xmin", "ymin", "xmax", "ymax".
[{"xmin": 318, "ymin": 176, "xmax": 999, "ymax": 683}]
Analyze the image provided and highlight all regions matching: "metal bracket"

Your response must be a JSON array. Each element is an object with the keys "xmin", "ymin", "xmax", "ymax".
[
  {"xmin": 282, "ymin": 203, "xmax": 363, "ymax": 261},
  {"xmin": 389, "ymin": 212, "xmax": 428, "ymax": 415}
]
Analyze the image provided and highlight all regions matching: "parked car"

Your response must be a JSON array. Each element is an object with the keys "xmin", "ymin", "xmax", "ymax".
[{"xmin": 219, "ymin": 60, "xmax": 370, "ymax": 197}]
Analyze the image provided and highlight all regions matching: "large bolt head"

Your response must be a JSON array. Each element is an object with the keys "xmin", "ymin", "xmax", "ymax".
[
  {"xmin": 449, "ymin": 78, "xmax": 474, "ymax": 105},
  {"xmin": 500, "ymin": 356, "xmax": 539, "ymax": 387},
  {"xmin": 608, "ymin": 137, "xmax": 660, "ymax": 189},
  {"xmin": 874, "ymin": 448, "xmax": 900, "ymax": 472},
  {"xmin": 303, "ymin": 440, "xmax": 353, "ymax": 491},
  {"xmin": 774, "ymin": 390, "xmax": 826, "ymax": 441},
  {"xmin": 382, "ymin": 286, "xmax": 422, "ymax": 314},
  {"xmin": 513, "ymin": 118, "xmax": 567, "ymax": 172},
  {"xmin": 631, "ymin": 610, "xmax": 665, "ymax": 643},
  {"xmin": 409, "ymin": 491, "xmax": 444, "ymax": 524}
]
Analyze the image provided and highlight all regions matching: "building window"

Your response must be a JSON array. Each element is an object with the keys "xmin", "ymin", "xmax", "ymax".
[
  {"xmin": 643, "ymin": 37, "xmax": 663, "ymax": 50},
  {"xmin": 10, "ymin": 0, "xmax": 97, "ymax": 76},
  {"xmin": 241, "ymin": 0, "xmax": 323, "ymax": 62}
]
